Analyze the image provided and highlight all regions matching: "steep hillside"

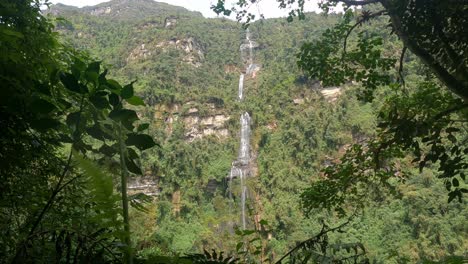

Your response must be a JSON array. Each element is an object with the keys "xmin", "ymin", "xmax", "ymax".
[{"xmin": 48, "ymin": 1, "xmax": 467, "ymax": 262}]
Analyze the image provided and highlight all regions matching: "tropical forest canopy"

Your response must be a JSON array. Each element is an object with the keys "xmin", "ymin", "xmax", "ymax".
[{"xmin": 0, "ymin": 0, "xmax": 466, "ymax": 263}]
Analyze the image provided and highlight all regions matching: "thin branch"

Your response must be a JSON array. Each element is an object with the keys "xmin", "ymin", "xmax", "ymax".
[
  {"xmin": 341, "ymin": 0, "xmax": 381, "ymax": 6},
  {"xmin": 380, "ymin": 0, "xmax": 468, "ymax": 101},
  {"xmin": 342, "ymin": 10, "xmax": 386, "ymax": 60},
  {"xmin": 275, "ymin": 215, "xmax": 356, "ymax": 264},
  {"xmin": 398, "ymin": 46, "xmax": 407, "ymax": 88},
  {"xmin": 27, "ymin": 94, "xmax": 86, "ymax": 238},
  {"xmin": 433, "ymin": 103, "xmax": 468, "ymax": 120},
  {"xmin": 13, "ymin": 94, "xmax": 88, "ymax": 263}
]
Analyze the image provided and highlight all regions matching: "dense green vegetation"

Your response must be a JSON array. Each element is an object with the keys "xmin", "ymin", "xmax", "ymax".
[{"xmin": 1, "ymin": 0, "xmax": 466, "ymax": 263}]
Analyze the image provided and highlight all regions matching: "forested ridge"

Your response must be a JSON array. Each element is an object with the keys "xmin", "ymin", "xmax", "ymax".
[{"xmin": 0, "ymin": 0, "xmax": 466, "ymax": 263}]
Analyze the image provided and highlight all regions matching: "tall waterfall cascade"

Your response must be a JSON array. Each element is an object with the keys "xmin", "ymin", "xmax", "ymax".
[{"xmin": 228, "ymin": 29, "xmax": 259, "ymax": 230}]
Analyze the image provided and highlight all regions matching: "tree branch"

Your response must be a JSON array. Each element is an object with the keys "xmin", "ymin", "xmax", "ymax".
[
  {"xmin": 380, "ymin": 0, "xmax": 468, "ymax": 101},
  {"xmin": 275, "ymin": 215, "xmax": 356, "ymax": 264},
  {"xmin": 341, "ymin": 0, "xmax": 381, "ymax": 6},
  {"xmin": 342, "ymin": 10, "xmax": 386, "ymax": 60},
  {"xmin": 398, "ymin": 46, "xmax": 407, "ymax": 87}
]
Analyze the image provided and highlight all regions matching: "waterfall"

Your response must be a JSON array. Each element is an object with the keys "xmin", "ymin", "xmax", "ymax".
[
  {"xmin": 238, "ymin": 74, "xmax": 244, "ymax": 100},
  {"xmin": 239, "ymin": 112, "xmax": 251, "ymax": 164},
  {"xmin": 240, "ymin": 170, "xmax": 247, "ymax": 230},
  {"xmin": 227, "ymin": 28, "xmax": 259, "ymax": 230}
]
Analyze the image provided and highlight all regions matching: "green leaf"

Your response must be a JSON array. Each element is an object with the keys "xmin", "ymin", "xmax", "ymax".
[
  {"xmin": 30, "ymin": 118, "xmax": 61, "ymax": 131},
  {"xmin": 236, "ymin": 242, "xmax": 243, "ymax": 252},
  {"xmin": 109, "ymin": 109, "xmax": 138, "ymax": 123},
  {"xmin": 121, "ymin": 83, "xmax": 134, "ymax": 99},
  {"xmin": 448, "ymin": 191, "xmax": 457, "ymax": 203},
  {"xmin": 129, "ymin": 193, "xmax": 152, "ymax": 212},
  {"xmin": 109, "ymin": 93, "xmax": 120, "ymax": 107},
  {"xmin": 242, "ymin": 229, "xmax": 255, "ymax": 235},
  {"xmin": 71, "ymin": 58, "xmax": 86, "ymax": 78},
  {"xmin": 86, "ymin": 124, "xmax": 111, "ymax": 141},
  {"xmin": 66, "ymin": 112, "xmax": 81, "ymax": 128},
  {"xmin": 60, "ymin": 72, "xmax": 81, "ymax": 93},
  {"xmin": 90, "ymin": 95, "xmax": 110, "ymax": 109},
  {"xmin": 137, "ymin": 123, "xmax": 149, "ymax": 132},
  {"xmin": 31, "ymin": 98, "xmax": 56, "ymax": 114},
  {"xmin": 126, "ymin": 96, "xmax": 145, "ymax": 106},
  {"xmin": 447, "ymin": 134, "xmax": 457, "ymax": 143},
  {"xmin": 446, "ymin": 127, "xmax": 460, "ymax": 133},
  {"xmin": 99, "ymin": 144, "xmax": 117, "ymax": 157},
  {"xmin": 98, "ymin": 69, "xmax": 108, "ymax": 84},
  {"xmin": 106, "ymin": 79, "xmax": 122, "ymax": 93},
  {"xmin": 127, "ymin": 147, "xmax": 139, "ymax": 160},
  {"xmin": 86, "ymin": 61, "xmax": 100, "ymax": 74},
  {"xmin": 85, "ymin": 71, "xmax": 99, "ymax": 83},
  {"xmin": 0, "ymin": 27, "xmax": 24, "ymax": 38},
  {"xmin": 125, "ymin": 157, "xmax": 142, "ymax": 175},
  {"xmin": 74, "ymin": 154, "xmax": 121, "ymax": 227},
  {"xmin": 125, "ymin": 133, "xmax": 155, "ymax": 151}
]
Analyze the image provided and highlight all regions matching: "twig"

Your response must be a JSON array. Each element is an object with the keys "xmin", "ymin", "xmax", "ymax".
[
  {"xmin": 342, "ymin": 10, "xmax": 386, "ymax": 61},
  {"xmin": 275, "ymin": 214, "xmax": 356, "ymax": 264},
  {"xmin": 398, "ymin": 46, "xmax": 407, "ymax": 88},
  {"xmin": 342, "ymin": 0, "xmax": 381, "ymax": 6}
]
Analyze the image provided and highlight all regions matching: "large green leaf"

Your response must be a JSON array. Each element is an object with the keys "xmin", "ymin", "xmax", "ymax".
[
  {"xmin": 30, "ymin": 98, "xmax": 56, "ymax": 114},
  {"xmin": 121, "ymin": 83, "xmax": 134, "ymax": 99},
  {"xmin": 125, "ymin": 133, "xmax": 156, "ymax": 151},
  {"xmin": 126, "ymin": 96, "xmax": 145, "ymax": 106},
  {"xmin": 109, "ymin": 109, "xmax": 138, "ymax": 123},
  {"xmin": 60, "ymin": 72, "xmax": 80, "ymax": 93},
  {"xmin": 30, "ymin": 118, "xmax": 61, "ymax": 131},
  {"xmin": 125, "ymin": 157, "xmax": 142, "ymax": 175}
]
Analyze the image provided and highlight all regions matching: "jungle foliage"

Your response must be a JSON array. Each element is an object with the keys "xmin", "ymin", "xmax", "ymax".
[{"xmin": 0, "ymin": 0, "xmax": 466, "ymax": 263}]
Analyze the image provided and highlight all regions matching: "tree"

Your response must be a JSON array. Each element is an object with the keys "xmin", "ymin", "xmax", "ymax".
[
  {"xmin": 212, "ymin": 0, "xmax": 468, "ymax": 208},
  {"xmin": 1, "ymin": 1, "xmax": 156, "ymax": 262}
]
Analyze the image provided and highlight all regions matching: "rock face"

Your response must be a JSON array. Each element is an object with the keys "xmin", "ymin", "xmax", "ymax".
[
  {"xmin": 164, "ymin": 16, "xmax": 177, "ymax": 28},
  {"xmin": 127, "ymin": 37, "xmax": 204, "ymax": 67},
  {"xmin": 154, "ymin": 103, "xmax": 231, "ymax": 142},
  {"xmin": 127, "ymin": 43, "xmax": 152, "ymax": 61},
  {"xmin": 90, "ymin": 6, "xmax": 112, "ymax": 15},
  {"xmin": 182, "ymin": 101, "xmax": 231, "ymax": 141},
  {"xmin": 127, "ymin": 176, "xmax": 159, "ymax": 196},
  {"xmin": 183, "ymin": 113, "xmax": 230, "ymax": 141},
  {"xmin": 320, "ymin": 87, "xmax": 341, "ymax": 102}
]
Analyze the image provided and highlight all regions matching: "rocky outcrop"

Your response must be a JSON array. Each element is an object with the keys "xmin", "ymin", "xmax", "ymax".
[
  {"xmin": 90, "ymin": 6, "xmax": 112, "ymax": 15},
  {"xmin": 127, "ymin": 37, "xmax": 204, "ymax": 67},
  {"xmin": 158, "ymin": 37, "xmax": 204, "ymax": 67},
  {"xmin": 154, "ymin": 102, "xmax": 230, "ymax": 141},
  {"xmin": 183, "ymin": 114, "xmax": 230, "ymax": 141},
  {"xmin": 137, "ymin": 21, "xmax": 159, "ymax": 31},
  {"xmin": 320, "ymin": 87, "xmax": 341, "ymax": 102},
  {"xmin": 127, "ymin": 176, "xmax": 159, "ymax": 196},
  {"xmin": 293, "ymin": 98, "xmax": 305, "ymax": 105},
  {"xmin": 127, "ymin": 43, "xmax": 152, "ymax": 61},
  {"xmin": 182, "ymin": 102, "xmax": 230, "ymax": 141},
  {"xmin": 165, "ymin": 16, "xmax": 177, "ymax": 28}
]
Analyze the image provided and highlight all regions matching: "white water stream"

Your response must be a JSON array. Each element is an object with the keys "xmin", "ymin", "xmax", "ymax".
[{"xmin": 228, "ymin": 29, "xmax": 258, "ymax": 230}]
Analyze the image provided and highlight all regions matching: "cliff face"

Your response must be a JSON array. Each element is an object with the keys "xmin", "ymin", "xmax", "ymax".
[
  {"xmin": 153, "ymin": 102, "xmax": 231, "ymax": 141},
  {"xmin": 127, "ymin": 37, "xmax": 205, "ymax": 67}
]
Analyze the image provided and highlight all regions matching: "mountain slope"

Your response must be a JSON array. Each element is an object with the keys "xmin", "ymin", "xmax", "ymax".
[{"xmin": 48, "ymin": 1, "xmax": 468, "ymax": 262}]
